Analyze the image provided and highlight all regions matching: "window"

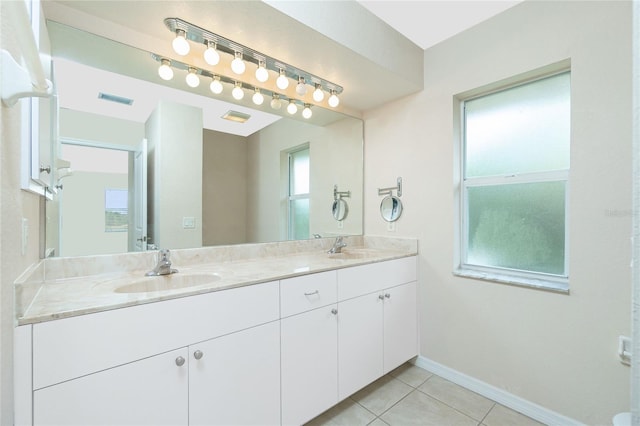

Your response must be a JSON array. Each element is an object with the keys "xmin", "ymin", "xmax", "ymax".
[
  {"xmin": 105, "ymin": 189, "xmax": 128, "ymax": 232},
  {"xmin": 458, "ymin": 71, "xmax": 570, "ymax": 291},
  {"xmin": 288, "ymin": 146, "xmax": 310, "ymax": 240}
]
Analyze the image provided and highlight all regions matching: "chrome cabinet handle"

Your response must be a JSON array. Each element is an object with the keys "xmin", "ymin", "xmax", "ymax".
[
  {"xmin": 175, "ymin": 356, "xmax": 185, "ymax": 367},
  {"xmin": 385, "ymin": 293, "xmax": 391, "ymax": 299},
  {"xmin": 194, "ymin": 350, "xmax": 204, "ymax": 360},
  {"xmin": 304, "ymin": 290, "xmax": 319, "ymax": 296},
  {"xmin": 331, "ymin": 308, "xmax": 338, "ymax": 315},
  {"xmin": 378, "ymin": 294, "xmax": 385, "ymax": 300}
]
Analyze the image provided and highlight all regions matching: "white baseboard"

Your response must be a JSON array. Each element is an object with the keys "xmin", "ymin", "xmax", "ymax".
[{"xmin": 413, "ymin": 356, "xmax": 584, "ymax": 426}]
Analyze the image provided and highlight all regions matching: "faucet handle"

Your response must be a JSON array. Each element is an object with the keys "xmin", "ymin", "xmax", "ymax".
[{"xmin": 159, "ymin": 249, "xmax": 171, "ymax": 261}]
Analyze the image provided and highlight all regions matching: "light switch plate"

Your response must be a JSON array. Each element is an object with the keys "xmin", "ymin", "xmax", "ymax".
[{"xmin": 182, "ymin": 217, "xmax": 196, "ymax": 229}]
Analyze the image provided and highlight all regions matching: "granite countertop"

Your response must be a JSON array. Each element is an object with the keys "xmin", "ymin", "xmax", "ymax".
[{"xmin": 16, "ymin": 238, "xmax": 417, "ymax": 326}]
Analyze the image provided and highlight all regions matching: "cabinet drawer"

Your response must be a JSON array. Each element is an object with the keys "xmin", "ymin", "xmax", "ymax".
[
  {"xmin": 33, "ymin": 281, "xmax": 279, "ymax": 390},
  {"xmin": 281, "ymin": 271, "xmax": 337, "ymax": 317},
  {"xmin": 337, "ymin": 256, "xmax": 416, "ymax": 301}
]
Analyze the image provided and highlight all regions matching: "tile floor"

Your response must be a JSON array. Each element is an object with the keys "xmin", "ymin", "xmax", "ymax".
[{"xmin": 306, "ymin": 363, "xmax": 546, "ymax": 426}]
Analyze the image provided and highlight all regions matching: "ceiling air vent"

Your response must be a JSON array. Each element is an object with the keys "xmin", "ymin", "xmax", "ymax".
[
  {"xmin": 221, "ymin": 110, "xmax": 251, "ymax": 123},
  {"xmin": 98, "ymin": 92, "xmax": 134, "ymax": 106}
]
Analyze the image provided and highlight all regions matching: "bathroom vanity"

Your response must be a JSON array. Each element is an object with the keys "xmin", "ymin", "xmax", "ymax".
[{"xmin": 14, "ymin": 237, "xmax": 417, "ymax": 426}]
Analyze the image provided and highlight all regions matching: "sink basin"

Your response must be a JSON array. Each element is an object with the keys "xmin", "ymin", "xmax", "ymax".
[
  {"xmin": 113, "ymin": 273, "xmax": 221, "ymax": 293},
  {"xmin": 328, "ymin": 249, "xmax": 379, "ymax": 260}
]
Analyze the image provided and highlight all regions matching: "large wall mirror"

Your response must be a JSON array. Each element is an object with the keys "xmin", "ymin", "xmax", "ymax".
[{"xmin": 44, "ymin": 21, "xmax": 363, "ymax": 257}]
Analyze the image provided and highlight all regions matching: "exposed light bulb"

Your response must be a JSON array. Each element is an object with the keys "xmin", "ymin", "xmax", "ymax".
[
  {"xmin": 172, "ymin": 29, "xmax": 190, "ymax": 56},
  {"xmin": 302, "ymin": 104, "xmax": 312, "ymax": 119},
  {"xmin": 252, "ymin": 89, "xmax": 264, "ymax": 105},
  {"xmin": 185, "ymin": 67, "xmax": 200, "ymax": 88},
  {"xmin": 210, "ymin": 76, "xmax": 223, "ymax": 94},
  {"xmin": 328, "ymin": 91, "xmax": 340, "ymax": 108},
  {"xmin": 276, "ymin": 69, "xmax": 289, "ymax": 90},
  {"xmin": 295, "ymin": 77, "xmax": 307, "ymax": 96},
  {"xmin": 287, "ymin": 100, "xmax": 298, "ymax": 115},
  {"xmin": 232, "ymin": 83, "xmax": 244, "ymax": 100},
  {"xmin": 204, "ymin": 41, "xmax": 220, "ymax": 66},
  {"xmin": 158, "ymin": 59, "xmax": 173, "ymax": 81},
  {"xmin": 270, "ymin": 94, "xmax": 282, "ymax": 110},
  {"xmin": 231, "ymin": 52, "xmax": 246, "ymax": 75},
  {"xmin": 312, "ymin": 85, "xmax": 325, "ymax": 102},
  {"xmin": 255, "ymin": 61, "xmax": 269, "ymax": 83}
]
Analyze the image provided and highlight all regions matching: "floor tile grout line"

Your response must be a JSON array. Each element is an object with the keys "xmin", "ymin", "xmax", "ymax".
[
  {"xmin": 374, "ymin": 387, "xmax": 421, "ymax": 423},
  {"xmin": 478, "ymin": 402, "xmax": 497, "ymax": 425},
  {"xmin": 413, "ymin": 382, "xmax": 493, "ymax": 424}
]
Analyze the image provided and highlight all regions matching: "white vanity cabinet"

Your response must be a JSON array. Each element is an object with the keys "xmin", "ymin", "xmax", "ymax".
[
  {"xmin": 280, "ymin": 271, "xmax": 338, "ymax": 425},
  {"xmin": 189, "ymin": 321, "xmax": 281, "ymax": 426},
  {"xmin": 29, "ymin": 280, "xmax": 280, "ymax": 426},
  {"xmin": 33, "ymin": 347, "xmax": 189, "ymax": 425},
  {"xmin": 18, "ymin": 254, "xmax": 418, "ymax": 426},
  {"xmin": 337, "ymin": 257, "xmax": 418, "ymax": 400}
]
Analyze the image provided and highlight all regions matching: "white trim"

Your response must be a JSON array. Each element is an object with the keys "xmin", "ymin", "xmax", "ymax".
[
  {"xmin": 412, "ymin": 356, "xmax": 584, "ymax": 426},
  {"xmin": 464, "ymin": 170, "xmax": 569, "ymax": 187},
  {"xmin": 60, "ymin": 137, "xmax": 137, "ymax": 152},
  {"xmin": 453, "ymin": 268, "xmax": 569, "ymax": 293}
]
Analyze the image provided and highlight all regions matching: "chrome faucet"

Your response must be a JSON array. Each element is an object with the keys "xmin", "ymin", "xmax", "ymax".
[
  {"xmin": 146, "ymin": 249, "xmax": 178, "ymax": 276},
  {"xmin": 328, "ymin": 236, "xmax": 347, "ymax": 254}
]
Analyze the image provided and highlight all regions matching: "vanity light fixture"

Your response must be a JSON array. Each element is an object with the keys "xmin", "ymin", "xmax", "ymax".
[
  {"xmin": 172, "ymin": 29, "xmax": 190, "ymax": 56},
  {"xmin": 232, "ymin": 82, "xmax": 244, "ymax": 100},
  {"xmin": 328, "ymin": 90, "xmax": 340, "ymax": 108},
  {"xmin": 276, "ymin": 69, "xmax": 289, "ymax": 90},
  {"xmin": 252, "ymin": 88, "xmax": 264, "ymax": 105},
  {"xmin": 312, "ymin": 84, "xmax": 324, "ymax": 102},
  {"xmin": 295, "ymin": 76, "xmax": 307, "ymax": 96},
  {"xmin": 231, "ymin": 51, "xmax": 246, "ymax": 75},
  {"xmin": 185, "ymin": 67, "xmax": 200, "ymax": 88},
  {"xmin": 255, "ymin": 60, "xmax": 269, "ymax": 83},
  {"xmin": 286, "ymin": 100, "xmax": 298, "ymax": 115},
  {"xmin": 158, "ymin": 58, "xmax": 174, "ymax": 80},
  {"xmin": 209, "ymin": 75, "xmax": 223, "ymax": 94},
  {"xmin": 203, "ymin": 40, "xmax": 220, "ymax": 66},
  {"xmin": 153, "ymin": 54, "xmax": 318, "ymax": 115},
  {"xmin": 302, "ymin": 104, "xmax": 312, "ymax": 119},
  {"xmin": 163, "ymin": 18, "xmax": 343, "ymax": 108},
  {"xmin": 270, "ymin": 94, "xmax": 282, "ymax": 109}
]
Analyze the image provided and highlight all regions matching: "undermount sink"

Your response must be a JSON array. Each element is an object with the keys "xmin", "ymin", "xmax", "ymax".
[
  {"xmin": 113, "ymin": 272, "xmax": 221, "ymax": 293},
  {"xmin": 328, "ymin": 249, "xmax": 379, "ymax": 260}
]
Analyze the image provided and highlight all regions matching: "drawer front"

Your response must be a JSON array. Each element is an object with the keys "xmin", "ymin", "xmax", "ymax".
[
  {"xmin": 337, "ymin": 256, "xmax": 416, "ymax": 301},
  {"xmin": 33, "ymin": 281, "xmax": 279, "ymax": 390},
  {"xmin": 280, "ymin": 271, "xmax": 337, "ymax": 317}
]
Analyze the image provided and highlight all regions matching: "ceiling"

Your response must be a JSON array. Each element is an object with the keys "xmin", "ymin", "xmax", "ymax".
[
  {"xmin": 43, "ymin": 0, "xmax": 522, "ymax": 136},
  {"xmin": 357, "ymin": 1, "xmax": 523, "ymax": 50}
]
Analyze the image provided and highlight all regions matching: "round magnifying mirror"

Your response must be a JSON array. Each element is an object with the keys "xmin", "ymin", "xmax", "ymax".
[
  {"xmin": 380, "ymin": 195, "xmax": 403, "ymax": 222},
  {"xmin": 332, "ymin": 199, "xmax": 349, "ymax": 221}
]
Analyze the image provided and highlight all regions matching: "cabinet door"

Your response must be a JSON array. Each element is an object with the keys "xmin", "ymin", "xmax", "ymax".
[
  {"xmin": 189, "ymin": 321, "xmax": 280, "ymax": 426},
  {"xmin": 281, "ymin": 305, "xmax": 338, "ymax": 425},
  {"xmin": 383, "ymin": 281, "xmax": 418, "ymax": 373},
  {"xmin": 337, "ymin": 293, "xmax": 384, "ymax": 400},
  {"xmin": 33, "ymin": 348, "xmax": 188, "ymax": 426}
]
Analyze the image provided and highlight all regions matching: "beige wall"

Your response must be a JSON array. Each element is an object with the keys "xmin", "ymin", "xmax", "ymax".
[
  {"xmin": 0, "ymin": 3, "xmax": 46, "ymax": 424},
  {"xmin": 202, "ymin": 129, "xmax": 248, "ymax": 246},
  {"xmin": 246, "ymin": 117, "xmax": 363, "ymax": 243},
  {"xmin": 363, "ymin": 2, "xmax": 632, "ymax": 424}
]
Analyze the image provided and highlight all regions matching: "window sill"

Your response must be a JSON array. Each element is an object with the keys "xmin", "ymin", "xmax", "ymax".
[{"xmin": 453, "ymin": 268, "xmax": 569, "ymax": 294}]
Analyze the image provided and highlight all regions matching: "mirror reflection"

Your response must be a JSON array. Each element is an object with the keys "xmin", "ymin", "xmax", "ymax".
[
  {"xmin": 46, "ymin": 22, "xmax": 363, "ymax": 257},
  {"xmin": 332, "ymin": 199, "xmax": 349, "ymax": 222},
  {"xmin": 380, "ymin": 196, "xmax": 403, "ymax": 222}
]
